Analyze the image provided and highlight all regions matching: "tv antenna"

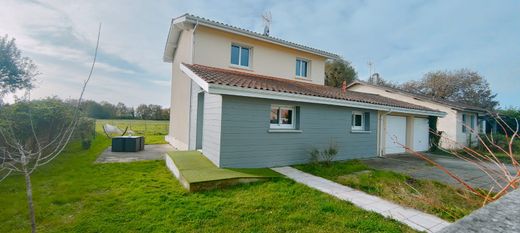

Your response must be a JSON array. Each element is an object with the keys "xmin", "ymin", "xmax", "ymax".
[
  {"xmin": 368, "ymin": 60, "xmax": 374, "ymax": 78},
  {"xmin": 262, "ymin": 11, "xmax": 272, "ymax": 36}
]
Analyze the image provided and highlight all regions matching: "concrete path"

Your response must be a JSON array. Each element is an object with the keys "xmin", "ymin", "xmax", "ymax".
[
  {"xmin": 272, "ymin": 166, "xmax": 450, "ymax": 233},
  {"xmin": 96, "ymin": 144, "xmax": 175, "ymax": 163},
  {"xmin": 362, "ymin": 153, "xmax": 516, "ymax": 191}
]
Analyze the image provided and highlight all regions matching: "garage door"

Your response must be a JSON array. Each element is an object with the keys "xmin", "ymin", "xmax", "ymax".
[
  {"xmin": 413, "ymin": 118, "xmax": 430, "ymax": 151},
  {"xmin": 385, "ymin": 116, "xmax": 407, "ymax": 154}
]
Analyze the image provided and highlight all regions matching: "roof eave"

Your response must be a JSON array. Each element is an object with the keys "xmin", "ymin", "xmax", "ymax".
[{"xmin": 208, "ymin": 84, "xmax": 446, "ymax": 117}]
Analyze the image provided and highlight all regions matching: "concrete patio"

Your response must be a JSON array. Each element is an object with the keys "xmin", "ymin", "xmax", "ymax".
[
  {"xmin": 96, "ymin": 144, "xmax": 175, "ymax": 163},
  {"xmin": 362, "ymin": 153, "xmax": 516, "ymax": 191}
]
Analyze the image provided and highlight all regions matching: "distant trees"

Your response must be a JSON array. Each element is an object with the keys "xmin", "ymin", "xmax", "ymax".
[
  {"xmin": 363, "ymin": 69, "xmax": 498, "ymax": 110},
  {"xmin": 325, "ymin": 59, "xmax": 357, "ymax": 87},
  {"xmin": 366, "ymin": 73, "xmax": 398, "ymax": 88},
  {"xmin": 400, "ymin": 69, "xmax": 498, "ymax": 110},
  {"xmin": 79, "ymin": 100, "xmax": 168, "ymax": 120},
  {"xmin": 0, "ymin": 35, "xmax": 38, "ymax": 100},
  {"xmin": 135, "ymin": 104, "xmax": 169, "ymax": 120}
]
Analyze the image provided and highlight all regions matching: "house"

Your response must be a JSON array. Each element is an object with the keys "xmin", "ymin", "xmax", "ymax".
[
  {"xmin": 163, "ymin": 14, "xmax": 445, "ymax": 168},
  {"xmin": 347, "ymin": 81, "xmax": 488, "ymax": 149}
]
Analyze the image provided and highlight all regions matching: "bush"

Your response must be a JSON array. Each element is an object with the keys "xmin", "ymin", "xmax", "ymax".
[
  {"xmin": 0, "ymin": 98, "xmax": 96, "ymax": 151},
  {"xmin": 75, "ymin": 117, "xmax": 96, "ymax": 149},
  {"xmin": 308, "ymin": 142, "xmax": 338, "ymax": 166},
  {"xmin": 479, "ymin": 133, "xmax": 520, "ymax": 154}
]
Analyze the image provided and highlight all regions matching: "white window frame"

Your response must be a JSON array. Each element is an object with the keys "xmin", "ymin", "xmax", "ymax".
[
  {"xmin": 230, "ymin": 43, "xmax": 252, "ymax": 68},
  {"xmin": 351, "ymin": 111, "xmax": 364, "ymax": 131},
  {"xmin": 270, "ymin": 105, "xmax": 296, "ymax": 129},
  {"xmin": 296, "ymin": 58, "xmax": 310, "ymax": 78}
]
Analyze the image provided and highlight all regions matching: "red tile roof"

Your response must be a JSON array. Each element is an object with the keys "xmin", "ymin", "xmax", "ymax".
[{"xmin": 183, "ymin": 64, "xmax": 440, "ymax": 112}]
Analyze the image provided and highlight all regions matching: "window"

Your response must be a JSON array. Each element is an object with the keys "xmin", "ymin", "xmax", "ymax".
[
  {"xmin": 270, "ymin": 105, "xmax": 295, "ymax": 129},
  {"xmin": 350, "ymin": 111, "xmax": 366, "ymax": 131},
  {"xmin": 296, "ymin": 59, "xmax": 308, "ymax": 77},
  {"xmin": 351, "ymin": 111, "xmax": 370, "ymax": 131},
  {"xmin": 462, "ymin": 114, "xmax": 467, "ymax": 133},
  {"xmin": 231, "ymin": 44, "xmax": 250, "ymax": 67},
  {"xmin": 470, "ymin": 115, "xmax": 475, "ymax": 131}
]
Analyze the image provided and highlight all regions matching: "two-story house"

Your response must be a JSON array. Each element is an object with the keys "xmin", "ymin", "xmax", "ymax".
[{"xmin": 163, "ymin": 14, "xmax": 445, "ymax": 168}]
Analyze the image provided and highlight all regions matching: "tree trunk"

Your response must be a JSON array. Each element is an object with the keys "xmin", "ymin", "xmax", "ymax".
[{"xmin": 23, "ymin": 169, "xmax": 37, "ymax": 233}]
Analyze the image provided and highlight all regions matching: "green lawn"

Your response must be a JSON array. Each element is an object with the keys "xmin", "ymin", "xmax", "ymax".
[
  {"xmin": 0, "ymin": 135, "xmax": 415, "ymax": 233},
  {"xmin": 295, "ymin": 160, "xmax": 482, "ymax": 222},
  {"xmin": 96, "ymin": 119, "xmax": 169, "ymax": 144}
]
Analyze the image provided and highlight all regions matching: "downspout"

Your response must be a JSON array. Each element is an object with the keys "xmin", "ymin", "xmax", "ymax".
[{"xmin": 378, "ymin": 109, "xmax": 393, "ymax": 157}]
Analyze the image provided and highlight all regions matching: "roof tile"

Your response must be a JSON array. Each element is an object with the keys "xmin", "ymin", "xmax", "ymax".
[{"xmin": 184, "ymin": 64, "xmax": 440, "ymax": 112}]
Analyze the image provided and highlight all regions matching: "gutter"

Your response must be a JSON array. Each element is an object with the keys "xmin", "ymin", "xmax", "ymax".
[{"xmin": 208, "ymin": 84, "xmax": 446, "ymax": 117}]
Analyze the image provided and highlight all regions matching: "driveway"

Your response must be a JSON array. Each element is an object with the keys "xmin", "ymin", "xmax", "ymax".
[
  {"xmin": 362, "ymin": 153, "xmax": 516, "ymax": 191},
  {"xmin": 96, "ymin": 144, "xmax": 175, "ymax": 163}
]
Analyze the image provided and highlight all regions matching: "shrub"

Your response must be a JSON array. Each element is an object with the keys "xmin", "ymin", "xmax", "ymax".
[
  {"xmin": 75, "ymin": 117, "xmax": 96, "ymax": 149},
  {"xmin": 309, "ymin": 148, "xmax": 321, "ymax": 165},
  {"xmin": 479, "ymin": 133, "xmax": 520, "ymax": 154},
  {"xmin": 308, "ymin": 142, "xmax": 339, "ymax": 166}
]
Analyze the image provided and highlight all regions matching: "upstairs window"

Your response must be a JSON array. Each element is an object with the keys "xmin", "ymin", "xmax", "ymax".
[
  {"xmin": 270, "ymin": 105, "xmax": 295, "ymax": 129},
  {"xmin": 352, "ymin": 111, "xmax": 370, "ymax": 131},
  {"xmin": 296, "ymin": 59, "xmax": 308, "ymax": 77},
  {"xmin": 231, "ymin": 44, "xmax": 250, "ymax": 67}
]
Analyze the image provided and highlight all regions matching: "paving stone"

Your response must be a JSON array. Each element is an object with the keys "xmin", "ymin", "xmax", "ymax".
[
  {"xmin": 362, "ymin": 200, "xmax": 400, "ymax": 213},
  {"xmin": 274, "ymin": 166, "xmax": 451, "ymax": 232},
  {"xmin": 408, "ymin": 214, "xmax": 446, "ymax": 229}
]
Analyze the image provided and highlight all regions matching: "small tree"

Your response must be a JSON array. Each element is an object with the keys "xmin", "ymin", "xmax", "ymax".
[
  {"xmin": 0, "ymin": 25, "xmax": 101, "ymax": 233},
  {"xmin": 325, "ymin": 59, "xmax": 357, "ymax": 87},
  {"xmin": 0, "ymin": 35, "xmax": 38, "ymax": 99}
]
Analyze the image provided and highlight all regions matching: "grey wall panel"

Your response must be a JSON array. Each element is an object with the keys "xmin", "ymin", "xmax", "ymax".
[{"xmin": 219, "ymin": 95, "xmax": 378, "ymax": 168}]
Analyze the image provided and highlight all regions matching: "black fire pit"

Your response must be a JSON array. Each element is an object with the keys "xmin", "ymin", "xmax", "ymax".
[{"xmin": 111, "ymin": 136, "xmax": 145, "ymax": 152}]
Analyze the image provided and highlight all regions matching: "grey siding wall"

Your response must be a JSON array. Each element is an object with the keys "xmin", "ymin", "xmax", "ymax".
[
  {"xmin": 219, "ymin": 95, "xmax": 378, "ymax": 168},
  {"xmin": 202, "ymin": 93, "xmax": 222, "ymax": 166}
]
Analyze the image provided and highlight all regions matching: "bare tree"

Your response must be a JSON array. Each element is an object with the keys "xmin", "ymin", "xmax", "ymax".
[
  {"xmin": 393, "ymin": 113, "xmax": 519, "ymax": 205},
  {"xmin": 0, "ymin": 24, "xmax": 101, "ymax": 233}
]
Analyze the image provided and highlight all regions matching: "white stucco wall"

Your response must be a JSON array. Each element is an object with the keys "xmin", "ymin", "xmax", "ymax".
[
  {"xmin": 192, "ymin": 26, "xmax": 327, "ymax": 85},
  {"xmin": 167, "ymin": 29, "xmax": 194, "ymax": 150},
  {"xmin": 349, "ymin": 84, "xmax": 480, "ymax": 149}
]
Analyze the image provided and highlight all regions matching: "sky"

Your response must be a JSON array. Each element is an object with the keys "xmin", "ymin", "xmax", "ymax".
[{"xmin": 1, "ymin": 0, "xmax": 519, "ymax": 108}]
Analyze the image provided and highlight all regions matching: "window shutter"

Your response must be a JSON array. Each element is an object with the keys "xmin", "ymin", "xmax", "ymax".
[{"xmin": 364, "ymin": 112, "xmax": 370, "ymax": 131}]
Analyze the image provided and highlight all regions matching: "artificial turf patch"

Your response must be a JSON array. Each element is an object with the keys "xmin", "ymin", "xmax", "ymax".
[{"xmin": 167, "ymin": 151, "xmax": 281, "ymax": 184}]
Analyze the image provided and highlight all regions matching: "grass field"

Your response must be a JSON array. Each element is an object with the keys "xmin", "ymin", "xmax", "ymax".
[
  {"xmin": 96, "ymin": 119, "xmax": 169, "ymax": 144},
  {"xmin": 0, "ymin": 133, "xmax": 415, "ymax": 232},
  {"xmin": 295, "ymin": 161, "xmax": 482, "ymax": 222}
]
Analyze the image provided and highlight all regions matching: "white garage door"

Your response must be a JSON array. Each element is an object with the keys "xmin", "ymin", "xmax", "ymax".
[
  {"xmin": 385, "ymin": 116, "xmax": 407, "ymax": 154},
  {"xmin": 413, "ymin": 118, "xmax": 430, "ymax": 151}
]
